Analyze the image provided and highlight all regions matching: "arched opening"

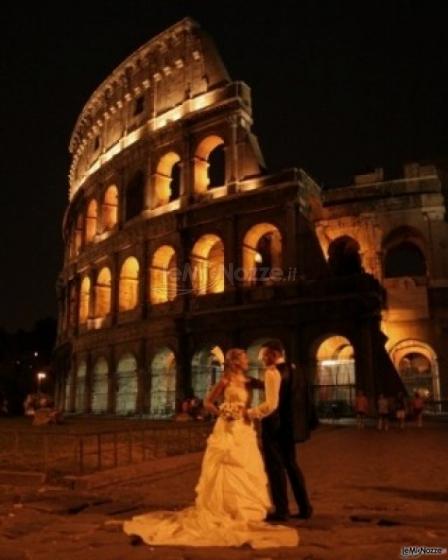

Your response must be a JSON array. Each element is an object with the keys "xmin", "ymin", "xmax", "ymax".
[
  {"xmin": 247, "ymin": 338, "xmax": 285, "ymax": 406},
  {"xmin": 328, "ymin": 236, "xmax": 363, "ymax": 276},
  {"xmin": 313, "ymin": 335, "xmax": 355, "ymax": 417},
  {"xmin": 191, "ymin": 346, "xmax": 224, "ymax": 399},
  {"xmin": 119, "ymin": 257, "xmax": 139, "ymax": 311},
  {"xmin": 95, "ymin": 267, "xmax": 112, "ymax": 318},
  {"xmin": 191, "ymin": 234, "xmax": 224, "ymax": 295},
  {"xmin": 384, "ymin": 242, "xmax": 426, "ymax": 278},
  {"xmin": 125, "ymin": 170, "xmax": 145, "ymax": 221},
  {"xmin": 170, "ymin": 161, "xmax": 182, "ymax": 201},
  {"xmin": 150, "ymin": 349, "xmax": 177, "ymax": 417},
  {"xmin": 150, "ymin": 245, "xmax": 177, "ymax": 304},
  {"xmin": 243, "ymin": 223, "xmax": 283, "ymax": 285},
  {"xmin": 75, "ymin": 361, "xmax": 87, "ymax": 413},
  {"xmin": 103, "ymin": 185, "xmax": 119, "ymax": 230},
  {"xmin": 72, "ymin": 214, "xmax": 84, "ymax": 257},
  {"xmin": 154, "ymin": 152, "xmax": 181, "ymax": 206},
  {"xmin": 116, "ymin": 353, "xmax": 138, "ymax": 415},
  {"xmin": 194, "ymin": 135, "xmax": 225, "ymax": 193},
  {"xmin": 85, "ymin": 200, "xmax": 98, "ymax": 244},
  {"xmin": 91, "ymin": 358, "xmax": 109, "ymax": 413},
  {"xmin": 207, "ymin": 144, "xmax": 226, "ymax": 188},
  {"xmin": 389, "ymin": 339, "xmax": 440, "ymax": 400},
  {"xmin": 79, "ymin": 276, "xmax": 91, "ymax": 325}
]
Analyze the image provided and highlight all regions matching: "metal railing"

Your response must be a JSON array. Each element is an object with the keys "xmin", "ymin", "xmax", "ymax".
[{"xmin": 0, "ymin": 423, "xmax": 212, "ymax": 478}]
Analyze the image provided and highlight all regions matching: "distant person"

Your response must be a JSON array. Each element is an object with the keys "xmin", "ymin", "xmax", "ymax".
[
  {"xmin": 395, "ymin": 392, "xmax": 407, "ymax": 429},
  {"xmin": 24, "ymin": 393, "xmax": 37, "ymax": 417},
  {"xmin": 174, "ymin": 398, "xmax": 193, "ymax": 421},
  {"xmin": 189, "ymin": 396, "xmax": 201, "ymax": 419},
  {"xmin": 354, "ymin": 390, "xmax": 369, "ymax": 429},
  {"xmin": 377, "ymin": 394, "xmax": 389, "ymax": 431},
  {"xmin": 411, "ymin": 392, "xmax": 425, "ymax": 427}
]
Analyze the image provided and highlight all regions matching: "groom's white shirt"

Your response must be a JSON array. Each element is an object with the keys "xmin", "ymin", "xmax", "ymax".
[{"xmin": 247, "ymin": 362, "xmax": 282, "ymax": 420}]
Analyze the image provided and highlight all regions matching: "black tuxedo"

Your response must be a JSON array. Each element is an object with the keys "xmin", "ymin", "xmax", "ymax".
[{"xmin": 261, "ymin": 362, "xmax": 314, "ymax": 516}]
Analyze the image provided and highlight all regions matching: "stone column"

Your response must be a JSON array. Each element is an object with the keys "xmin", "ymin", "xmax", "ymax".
[
  {"xmin": 85, "ymin": 352, "xmax": 93, "ymax": 414},
  {"xmin": 227, "ymin": 115, "xmax": 239, "ymax": 193},
  {"xmin": 110, "ymin": 252, "xmax": 120, "ymax": 325},
  {"xmin": 176, "ymin": 327, "xmax": 190, "ymax": 408},
  {"xmin": 88, "ymin": 269, "xmax": 97, "ymax": 323},
  {"xmin": 179, "ymin": 132, "xmax": 191, "ymax": 207},
  {"xmin": 118, "ymin": 171, "xmax": 126, "ymax": 227},
  {"xmin": 71, "ymin": 276, "xmax": 81, "ymax": 337},
  {"xmin": 354, "ymin": 319, "xmax": 376, "ymax": 400},
  {"xmin": 108, "ymin": 345, "xmax": 116, "ymax": 414},
  {"xmin": 144, "ymin": 159, "xmax": 152, "ymax": 211},
  {"xmin": 137, "ymin": 339, "xmax": 147, "ymax": 416},
  {"xmin": 137, "ymin": 242, "xmax": 147, "ymax": 320}
]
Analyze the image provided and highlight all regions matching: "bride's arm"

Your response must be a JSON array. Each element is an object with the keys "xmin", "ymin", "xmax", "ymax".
[
  {"xmin": 203, "ymin": 378, "xmax": 228, "ymax": 416},
  {"xmin": 247, "ymin": 376, "xmax": 264, "ymax": 390}
]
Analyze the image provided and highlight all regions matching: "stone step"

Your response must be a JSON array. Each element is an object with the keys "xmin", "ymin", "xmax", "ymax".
[{"xmin": 0, "ymin": 470, "xmax": 46, "ymax": 486}]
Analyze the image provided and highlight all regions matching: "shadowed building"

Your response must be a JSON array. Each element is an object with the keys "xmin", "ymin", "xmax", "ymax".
[{"xmin": 54, "ymin": 18, "xmax": 447, "ymax": 418}]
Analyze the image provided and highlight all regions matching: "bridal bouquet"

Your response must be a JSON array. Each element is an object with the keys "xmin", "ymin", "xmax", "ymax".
[{"xmin": 218, "ymin": 402, "xmax": 245, "ymax": 422}]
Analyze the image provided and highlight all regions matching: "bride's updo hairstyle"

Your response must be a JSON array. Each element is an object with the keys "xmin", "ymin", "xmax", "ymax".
[{"xmin": 223, "ymin": 348, "xmax": 246, "ymax": 380}]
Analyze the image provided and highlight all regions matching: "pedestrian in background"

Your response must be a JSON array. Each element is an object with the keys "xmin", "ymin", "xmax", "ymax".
[
  {"xmin": 395, "ymin": 392, "xmax": 407, "ymax": 429},
  {"xmin": 411, "ymin": 392, "xmax": 424, "ymax": 428},
  {"xmin": 354, "ymin": 390, "xmax": 369, "ymax": 429},
  {"xmin": 377, "ymin": 394, "xmax": 389, "ymax": 431}
]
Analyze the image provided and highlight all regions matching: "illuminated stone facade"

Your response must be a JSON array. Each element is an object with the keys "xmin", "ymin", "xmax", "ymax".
[
  {"xmin": 316, "ymin": 164, "xmax": 448, "ymax": 403},
  {"xmin": 55, "ymin": 18, "xmax": 446, "ymax": 417}
]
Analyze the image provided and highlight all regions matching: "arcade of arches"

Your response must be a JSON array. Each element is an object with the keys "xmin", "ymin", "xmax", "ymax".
[
  {"xmin": 68, "ymin": 134, "xmax": 227, "ymax": 254},
  {"xmin": 66, "ymin": 330, "xmax": 441, "ymax": 418},
  {"xmin": 64, "ymin": 220, "xmax": 288, "ymax": 331}
]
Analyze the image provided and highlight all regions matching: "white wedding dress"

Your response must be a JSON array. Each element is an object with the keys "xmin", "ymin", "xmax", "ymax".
[{"xmin": 123, "ymin": 381, "xmax": 299, "ymax": 549}]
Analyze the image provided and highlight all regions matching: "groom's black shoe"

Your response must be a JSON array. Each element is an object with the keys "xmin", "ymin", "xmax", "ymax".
[
  {"xmin": 265, "ymin": 511, "xmax": 290, "ymax": 523},
  {"xmin": 292, "ymin": 506, "xmax": 313, "ymax": 520}
]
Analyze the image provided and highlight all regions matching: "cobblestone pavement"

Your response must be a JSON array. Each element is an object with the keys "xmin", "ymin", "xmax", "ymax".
[{"xmin": 0, "ymin": 422, "xmax": 447, "ymax": 560}]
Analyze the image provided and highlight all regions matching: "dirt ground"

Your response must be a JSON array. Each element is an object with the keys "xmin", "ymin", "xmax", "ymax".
[{"xmin": 0, "ymin": 420, "xmax": 447, "ymax": 560}]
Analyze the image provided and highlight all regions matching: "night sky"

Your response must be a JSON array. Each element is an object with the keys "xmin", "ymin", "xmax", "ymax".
[{"xmin": 1, "ymin": 0, "xmax": 447, "ymax": 332}]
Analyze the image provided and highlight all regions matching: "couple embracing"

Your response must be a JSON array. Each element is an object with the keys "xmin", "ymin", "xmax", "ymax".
[{"xmin": 124, "ymin": 341, "xmax": 315, "ymax": 549}]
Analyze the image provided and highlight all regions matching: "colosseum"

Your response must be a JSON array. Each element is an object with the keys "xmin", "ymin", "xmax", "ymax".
[{"xmin": 54, "ymin": 17, "xmax": 448, "ymax": 417}]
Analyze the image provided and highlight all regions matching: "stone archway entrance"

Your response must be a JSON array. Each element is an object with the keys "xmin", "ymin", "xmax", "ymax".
[
  {"xmin": 150, "ymin": 348, "xmax": 177, "ymax": 418},
  {"xmin": 191, "ymin": 346, "xmax": 224, "ymax": 400},
  {"xmin": 313, "ymin": 335, "xmax": 356, "ymax": 417},
  {"xmin": 389, "ymin": 339, "xmax": 440, "ymax": 401},
  {"xmin": 115, "ymin": 353, "xmax": 138, "ymax": 415},
  {"xmin": 91, "ymin": 358, "xmax": 109, "ymax": 413}
]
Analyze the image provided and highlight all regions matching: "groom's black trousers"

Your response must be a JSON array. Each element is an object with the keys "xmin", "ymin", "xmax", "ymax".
[{"xmin": 261, "ymin": 427, "xmax": 310, "ymax": 515}]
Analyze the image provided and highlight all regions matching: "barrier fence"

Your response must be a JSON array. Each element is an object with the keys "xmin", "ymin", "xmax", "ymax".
[{"xmin": 0, "ymin": 423, "xmax": 212, "ymax": 477}]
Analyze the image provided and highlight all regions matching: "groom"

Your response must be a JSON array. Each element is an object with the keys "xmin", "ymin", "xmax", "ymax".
[{"xmin": 247, "ymin": 341, "xmax": 314, "ymax": 522}]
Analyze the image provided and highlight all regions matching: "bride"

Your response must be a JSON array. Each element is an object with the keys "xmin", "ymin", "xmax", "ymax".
[{"xmin": 123, "ymin": 348, "xmax": 299, "ymax": 549}]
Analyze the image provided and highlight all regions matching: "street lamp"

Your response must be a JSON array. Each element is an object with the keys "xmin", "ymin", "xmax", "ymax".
[{"xmin": 37, "ymin": 372, "xmax": 47, "ymax": 395}]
